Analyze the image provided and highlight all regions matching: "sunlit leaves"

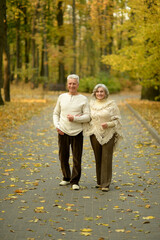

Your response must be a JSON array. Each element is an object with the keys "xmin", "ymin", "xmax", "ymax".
[
  {"xmin": 34, "ymin": 207, "xmax": 46, "ymax": 213},
  {"xmin": 143, "ymin": 216, "xmax": 156, "ymax": 220},
  {"xmin": 80, "ymin": 228, "xmax": 92, "ymax": 236}
]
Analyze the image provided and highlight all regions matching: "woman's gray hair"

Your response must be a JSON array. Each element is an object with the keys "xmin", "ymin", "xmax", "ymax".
[
  {"xmin": 92, "ymin": 84, "xmax": 109, "ymax": 98},
  {"xmin": 67, "ymin": 74, "xmax": 79, "ymax": 84}
]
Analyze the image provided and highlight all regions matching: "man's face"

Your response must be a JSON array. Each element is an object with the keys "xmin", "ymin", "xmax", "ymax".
[{"xmin": 67, "ymin": 78, "xmax": 79, "ymax": 95}]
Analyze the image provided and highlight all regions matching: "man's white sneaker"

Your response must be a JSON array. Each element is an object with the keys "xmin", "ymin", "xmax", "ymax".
[
  {"xmin": 72, "ymin": 184, "xmax": 80, "ymax": 190},
  {"xmin": 59, "ymin": 180, "xmax": 70, "ymax": 186}
]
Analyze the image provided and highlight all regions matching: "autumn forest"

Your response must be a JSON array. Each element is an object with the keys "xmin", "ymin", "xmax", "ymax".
[{"xmin": 0, "ymin": 0, "xmax": 160, "ymax": 105}]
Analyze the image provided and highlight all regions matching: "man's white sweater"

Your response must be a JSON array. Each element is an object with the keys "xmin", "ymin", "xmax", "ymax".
[{"xmin": 53, "ymin": 93, "xmax": 90, "ymax": 136}]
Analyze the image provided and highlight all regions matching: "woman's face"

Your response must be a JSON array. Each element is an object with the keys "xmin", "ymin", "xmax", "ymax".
[{"xmin": 95, "ymin": 87, "xmax": 106, "ymax": 100}]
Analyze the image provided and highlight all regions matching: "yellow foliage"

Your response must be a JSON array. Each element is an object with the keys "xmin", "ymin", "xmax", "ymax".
[{"xmin": 102, "ymin": 0, "xmax": 160, "ymax": 88}]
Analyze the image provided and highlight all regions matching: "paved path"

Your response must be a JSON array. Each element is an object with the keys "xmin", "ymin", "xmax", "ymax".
[{"xmin": 0, "ymin": 94, "xmax": 160, "ymax": 240}]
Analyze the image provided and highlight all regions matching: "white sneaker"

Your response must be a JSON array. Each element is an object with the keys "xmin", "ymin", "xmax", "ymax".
[
  {"xmin": 102, "ymin": 187, "xmax": 109, "ymax": 192},
  {"xmin": 72, "ymin": 184, "xmax": 80, "ymax": 190},
  {"xmin": 59, "ymin": 180, "xmax": 70, "ymax": 186}
]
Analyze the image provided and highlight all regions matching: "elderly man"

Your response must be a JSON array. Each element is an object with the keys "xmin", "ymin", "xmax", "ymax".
[{"xmin": 53, "ymin": 74, "xmax": 90, "ymax": 190}]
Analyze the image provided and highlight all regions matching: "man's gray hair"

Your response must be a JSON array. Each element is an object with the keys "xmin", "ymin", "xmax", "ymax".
[
  {"xmin": 67, "ymin": 74, "xmax": 79, "ymax": 84},
  {"xmin": 92, "ymin": 84, "xmax": 109, "ymax": 98}
]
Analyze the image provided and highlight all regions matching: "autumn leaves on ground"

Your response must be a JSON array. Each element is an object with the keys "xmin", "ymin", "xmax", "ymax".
[
  {"xmin": 0, "ymin": 83, "xmax": 55, "ymax": 137},
  {"xmin": 0, "ymin": 83, "xmax": 160, "ymax": 239},
  {"xmin": 0, "ymin": 83, "xmax": 159, "ymax": 137}
]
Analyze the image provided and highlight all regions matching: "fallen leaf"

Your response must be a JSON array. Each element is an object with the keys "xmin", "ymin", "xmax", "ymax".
[
  {"xmin": 66, "ymin": 203, "xmax": 75, "ymax": 207},
  {"xmin": 115, "ymin": 229, "xmax": 125, "ymax": 233},
  {"xmin": 81, "ymin": 228, "xmax": 92, "ymax": 232},
  {"xmin": 80, "ymin": 232, "xmax": 92, "ymax": 236},
  {"xmin": 143, "ymin": 216, "xmax": 155, "ymax": 220},
  {"xmin": 143, "ymin": 221, "xmax": 150, "ymax": 224},
  {"xmin": 34, "ymin": 207, "xmax": 45, "ymax": 213},
  {"xmin": 5, "ymin": 168, "xmax": 14, "ymax": 172},
  {"xmin": 84, "ymin": 217, "xmax": 93, "ymax": 221},
  {"xmin": 145, "ymin": 204, "xmax": 151, "ymax": 208},
  {"xmin": 56, "ymin": 227, "xmax": 65, "ymax": 232}
]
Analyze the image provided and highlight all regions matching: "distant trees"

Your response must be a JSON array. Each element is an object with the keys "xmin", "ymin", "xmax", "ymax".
[{"xmin": 0, "ymin": 0, "xmax": 159, "ymax": 104}]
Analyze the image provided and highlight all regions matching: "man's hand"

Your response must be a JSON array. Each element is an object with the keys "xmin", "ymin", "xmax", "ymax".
[
  {"xmin": 56, "ymin": 128, "xmax": 64, "ymax": 135},
  {"xmin": 101, "ymin": 122, "xmax": 108, "ymax": 129},
  {"xmin": 67, "ymin": 114, "xmax": 74, "ymax": 122}
]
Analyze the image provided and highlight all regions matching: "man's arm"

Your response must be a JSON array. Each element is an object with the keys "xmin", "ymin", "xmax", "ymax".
[
  {"xmin": 73, "ymin": 98, "xmax": 90, "ymax": 123},
  {"xmin": 53, "ymin": 97, "xmax": 64, "ymax": 135}
]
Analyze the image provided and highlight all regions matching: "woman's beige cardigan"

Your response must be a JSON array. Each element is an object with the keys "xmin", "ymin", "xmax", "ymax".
[{"xmin": 83, "ymin": 98, "xmax": 123, "ymax": 151}]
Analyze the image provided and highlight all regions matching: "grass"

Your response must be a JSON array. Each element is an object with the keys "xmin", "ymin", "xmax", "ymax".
[
  {"xmin": 0, "ymin": 83, "xmax": 55, "ymax": 137},
  {"xmin": 127, "ymin": 99, "xmax": 160, "ymax": 135}
]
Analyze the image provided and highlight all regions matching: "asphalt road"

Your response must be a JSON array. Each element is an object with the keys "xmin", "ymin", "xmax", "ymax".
[{"xmin": 0, "ymin": 93, "xmax": 160, "ymax": 240}]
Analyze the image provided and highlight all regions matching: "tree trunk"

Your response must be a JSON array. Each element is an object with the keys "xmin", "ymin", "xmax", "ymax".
[
  {"xmin": 31, "ymin": 1, "xmax": 40, "ymax": 89},
  {"xmin": 72, "ymin": 0, "xmax": 76, "ymax": 73},
  {"xmin": 78, "ymin": 16, "xmax": 82, "ymax": 77},
  {"xmin": 41, "ymin": 8, "xmax": 49, "ymax": 81},
  {"xmin": 3, "ymin": 0, "xmax": 10, "ymax": 102},
  {"xmin": 23, "ymin": 5, "xmax": 29, "ymax": 83},
  {"xmin": 141, "ymin": 0, "xmax": 159, "ymax": 101},
  {"xmin": 16, "ymin": 2, "xmax": 22, "ymax": 83},
  {"xmin": 0, "ymin": 0, "xmax": 5, "ymax": 105},
  {"xmin": 57, "ymin": 1, "xmax": 65, "ymax": 85},
  {"xmin": 141, "ymin": 86, "xmax": 160, "ymax": 101}
]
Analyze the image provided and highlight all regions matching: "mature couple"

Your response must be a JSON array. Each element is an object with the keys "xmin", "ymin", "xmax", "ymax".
[{"xmin": 53, "ymin": 74, "xmax": 122, "ymax": 192}]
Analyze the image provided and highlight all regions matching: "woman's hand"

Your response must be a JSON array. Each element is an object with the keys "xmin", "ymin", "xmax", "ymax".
[{"xmin": 101, "ymin": 122, "xmax": 108, "ymax": 129}]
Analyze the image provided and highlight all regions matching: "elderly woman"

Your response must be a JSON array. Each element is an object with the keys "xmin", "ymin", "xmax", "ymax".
[{"xmin": 84, "ymin": 84, "xmax": 122, "ymax": 192}]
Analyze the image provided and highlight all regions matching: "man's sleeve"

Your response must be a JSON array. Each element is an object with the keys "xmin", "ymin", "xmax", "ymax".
[
  {"xmin": 53, "ymin": 97, "xmax": 61, "ymax": 129},
  {"xmin": 74, "ymin": 97, "xmax": 90, "ymax": 123}
]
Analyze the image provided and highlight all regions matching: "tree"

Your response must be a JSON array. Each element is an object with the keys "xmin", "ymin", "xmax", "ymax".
[
  {"xmin": 72, "ymin": 0, "xmax": 76, "ymax": 73},
  {"xmin": 22, "ymin": 0, "xmax": 30, "ymax": 83},
  {"xmin": 57, "ymin": 0, "xmax": 65, "ymax": 84},
  {"xmin": 40, "ymin": 3, "xmax": 49, "ymax": 82},
  {"xmin": 3, "ymin": 0, "xmax": 10, "ymax": 102},
  {"xmin": 102, "ymin": 0, "xmax": 160, "ymax": 100},
  {"xmin": 0, "ymin": 0, "xmax": 5, "ymax": 105},
  {"xmin": 89, "ymin": 0, "xmax": 114, "ymax": 73},
  {"xmin": 16, "ymin": 0, "xmax": 22, "ymax": 82},
  {"xmin": 31, "ymin": 0, "xmax": 40, "ymax": 88}
]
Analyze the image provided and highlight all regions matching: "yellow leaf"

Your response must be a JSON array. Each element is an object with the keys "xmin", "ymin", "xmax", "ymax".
[
  {"xmin": 5, "ymin": 168, "xmax": 14, "ymax": 172},
  {"xmin": 84, "ymin": 217, "xmax": 93, "ymax": 221},
  {"xmin": 34, "ymin": 207, "xmax": 45, "ymax": 213},
  {"xmin": 102, "ymin": 223, "xmax": 109, "ymax": 227},
  {"xmin": 53, "ymin": 150, "xmax": 58, "ymax": 154},
  {"xmin": 145, "ymin": 204, "xmax": 151, "ymax": 209},
  {"xmin": 80, "ymin": 232, "xmax": 92, "ymax": 236},
  {"xmin": 143, "ymin": 216, "xmax": 155, "ymax": 220},
  {"xmin": 83, "ymin": 196, "xmax": 90, "ymax": 199},
  {"xmin": 57, "ymin": 227, "xmax": 65, "ymax": 232},
  {"xmin": 81, "ymin": 228, "xmax": 92, "ymax": 232},
  {"xmin": 33, "ymin": 163, "xmax": 42, "ymax": 167},
  {"xmin": 66, "ymin": 203, "xmax": 75, "ymax": 207},
  {"xmin": 96, "ymin": 215, "xmax": 102, "ymax": 219},
  {"xmin": 115, "ymin": 229, "xmax": 125, "ymax": 232},
  {"xmin": 15, "ymin": 189, "xmax": 25, "ymax": 193},
  {"xmin": 10, "ymin": 184, "xmax": 15, "ymax": 187}
]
